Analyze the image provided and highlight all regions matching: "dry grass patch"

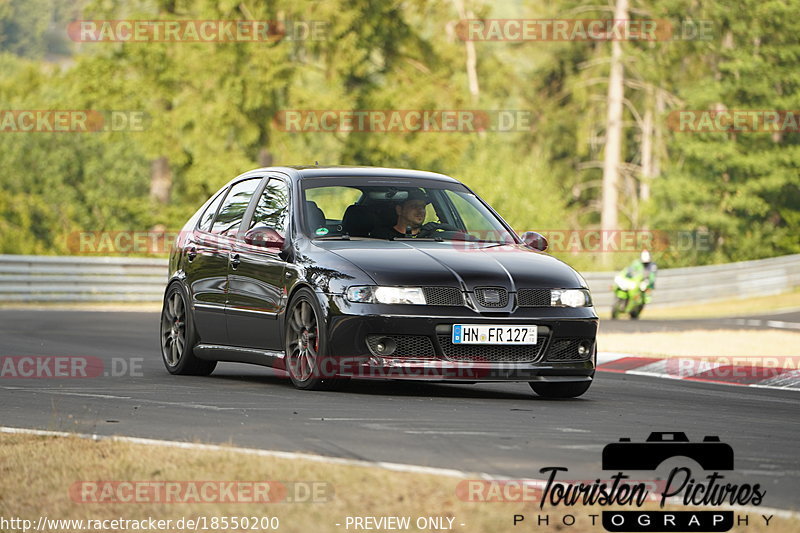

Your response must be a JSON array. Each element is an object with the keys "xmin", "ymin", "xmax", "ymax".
[
  {"xmin": 598, "ymin": 329, "xmax": 800, "ymax": 362},
  {"xmin": 1, "ymin": 434, "xmax": 797, "ymax": 533},
  {"xmin": 603, "ymin": 289, "xmax": 800, "ymax": 320}
]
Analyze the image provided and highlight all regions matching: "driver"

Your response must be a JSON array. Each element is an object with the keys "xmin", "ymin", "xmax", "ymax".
[{"xmin": 370, "ymin": 189, "xmax": 431, "ymax": 239}]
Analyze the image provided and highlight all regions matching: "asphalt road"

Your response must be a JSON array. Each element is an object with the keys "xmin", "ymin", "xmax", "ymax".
[{"xmin": 1, "ymin": 310, "xmax": 798, "ymax": 510}]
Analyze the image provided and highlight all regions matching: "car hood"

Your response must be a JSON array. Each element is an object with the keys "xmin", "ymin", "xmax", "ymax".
[{"xmin": 318, "ymin": 240, "xmax": 587, "ymax": 291}]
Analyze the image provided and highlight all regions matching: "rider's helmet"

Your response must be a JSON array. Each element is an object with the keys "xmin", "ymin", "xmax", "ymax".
[{"xmin": 640, "ymin": 249, "xmax": 652, "ymax": 265}]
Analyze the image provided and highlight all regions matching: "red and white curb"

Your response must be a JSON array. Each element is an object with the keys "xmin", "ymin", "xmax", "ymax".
[{"xmin": 597, "ymin": 353, "xmax": 800, "ymax": 391}]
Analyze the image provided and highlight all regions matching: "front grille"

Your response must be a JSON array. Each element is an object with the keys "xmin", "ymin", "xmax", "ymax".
[
  {"xmin": 517, "ymin": 288, "xmax": 551, "ymax": 307},
  {"xmin": 474, "ymin": 287, "xmax": 508, "ymax": 308},
  {"xmin": 422, "ymin": 287, "xmax": 464, "ymax": 306},
  {"xmin": 366, "ymin": 335, "xmax": 436, "ymax": 358},
  {"xmin": 546, "ymin": 339, "xmax": 593, "ymax": 362},
  {"xmin": 436, "ymin": 335, "xmax": 546, "ymax": 363}
]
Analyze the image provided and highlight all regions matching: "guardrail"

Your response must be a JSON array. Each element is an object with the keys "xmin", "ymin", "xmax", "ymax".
[
  {"xmin": 0, "ymin": 255, "xmax": 166, "ymax": 302},
  {"xmin": 583, "ymin": 253, "xmax": 800, "ymax": 308},
  {"xmin": 0, "ymin": 253, "xmax": 798, "ymax": 307}
]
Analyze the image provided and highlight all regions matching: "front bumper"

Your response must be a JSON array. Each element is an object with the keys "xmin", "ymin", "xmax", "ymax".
[{"xmin": 322, "ymin": 294, "xmax": 598, "ymax": 382}]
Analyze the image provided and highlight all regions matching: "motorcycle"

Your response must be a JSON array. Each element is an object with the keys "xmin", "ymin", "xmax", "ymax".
[{"xmin": 611, "ymin": 272, "xmax": 651, "ymax": 320}]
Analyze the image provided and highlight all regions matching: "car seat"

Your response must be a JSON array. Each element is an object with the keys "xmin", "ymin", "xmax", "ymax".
[
  {"xmin": 341, "ymin": 204, "xmax": 375, "ymax": 237},
  {"xmin": 305, "ymin": 201, "xmax": 326, "ymax": 233}
]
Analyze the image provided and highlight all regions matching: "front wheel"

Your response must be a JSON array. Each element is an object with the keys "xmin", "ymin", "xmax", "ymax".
[
  {"xmin": 285, "ymin": 288, "xmax": 347, "ymax": 391},
  {"xmin": 611, "ymin": 297, "xmax": 626, "ymax": 319},
  {"xmin": 529, "ymin": 381, "xmax": 591, "ymax": 398}
]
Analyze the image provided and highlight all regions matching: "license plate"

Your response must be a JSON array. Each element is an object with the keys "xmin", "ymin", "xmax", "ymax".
[{"xmin": 452, "ymin": 325, "xmax": 537, "ymax": 345}]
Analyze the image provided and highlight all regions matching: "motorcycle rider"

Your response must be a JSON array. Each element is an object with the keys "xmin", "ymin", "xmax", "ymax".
[
  {"xmin": 612, "ymin": 249, "xmax": 657, "ymax": 318},
  {"xmin": 627, "ymin": 249, "xmax": 657, "ymax": 292}
]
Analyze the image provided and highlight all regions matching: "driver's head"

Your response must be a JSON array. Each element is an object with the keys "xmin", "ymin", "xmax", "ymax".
[
  {"xmin": 640, "ymin": 249, "xmax": 652, "ymax": 265},
  {"xmin": 395, "ymin": 189, "xmax": 430, "ymax": 228}
]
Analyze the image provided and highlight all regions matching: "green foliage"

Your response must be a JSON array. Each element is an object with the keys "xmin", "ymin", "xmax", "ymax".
[{"xmin": 0, "ymin": 0, "xmax": 797, "ymax": 268}]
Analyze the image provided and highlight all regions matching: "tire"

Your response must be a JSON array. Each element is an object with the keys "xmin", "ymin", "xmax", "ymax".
[
  {"xmin": 160, "ymin": 283, "xmax": 216, "ymax": 376},
  {"xmin": 284, "ymin": 287, "xmax": 347, "ymax": 391},
  {"xmin": 611, "ymin": 297, "xmax": 625, "ymax": 319},
  {"xmin": 529, "ymin": 381, "xmax": 591, "ymax": 399},
  {"xmin": 630, "ymin": 303, "xmax": 644, "ymax": 320}
]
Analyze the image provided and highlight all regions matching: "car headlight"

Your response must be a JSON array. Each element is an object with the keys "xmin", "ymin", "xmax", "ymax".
[
  {"xmin": 345, "ymin": 286, "xmax": 426, "ymax": 305},
  {"xmin": 551, "ymin": 288, "xmax": 592, "ymax": 307}
]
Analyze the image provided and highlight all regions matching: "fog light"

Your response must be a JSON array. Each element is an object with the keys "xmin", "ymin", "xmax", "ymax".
[
  {"xmin": 577, "ymin": 341, "xmax": 592, "ymax": 357},
  {"xmin": 367, "ymin": 336, "xmax": 396, "ymax": 357}
]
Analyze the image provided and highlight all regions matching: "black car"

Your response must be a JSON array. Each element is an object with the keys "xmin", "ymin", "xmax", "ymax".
[{"xmin": 161, "ymin": 166, "xmax": 598, "ymax": 398}]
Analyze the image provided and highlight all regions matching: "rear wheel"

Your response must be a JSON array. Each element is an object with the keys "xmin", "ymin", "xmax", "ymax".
[
  {"xmin": 285, "ymin": 288, "xmax": 347, "ymax": 391},
  {"xmin": 160, "ymin": 283, "xmax": 216, "ymax": 376},
  {"xmin": 529, "ymin": 381, "xmax": 591, "ymax": 398}
]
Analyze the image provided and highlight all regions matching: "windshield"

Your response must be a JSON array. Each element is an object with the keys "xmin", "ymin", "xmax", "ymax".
[{"xmin": 301, "ymin": 180, "xmax": 517, "ymax": 244}]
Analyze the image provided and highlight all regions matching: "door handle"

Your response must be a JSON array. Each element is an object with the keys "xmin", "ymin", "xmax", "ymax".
[
  {"xmin": 186, "ymin": 247, "xmax": 197, "ymax": 262},
  {"xmin": 230, "ymin": 253, "xmax": 240, "ymax": 269}
]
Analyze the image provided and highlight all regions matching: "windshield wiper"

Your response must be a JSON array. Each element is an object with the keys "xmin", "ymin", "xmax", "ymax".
[
  {"xmin": 314, "ymin": 234, "xmax": 350, "ymax": 240},
  {"xmin": 393, "ymin": 236, "xmax": 443, "ymax": 242}
]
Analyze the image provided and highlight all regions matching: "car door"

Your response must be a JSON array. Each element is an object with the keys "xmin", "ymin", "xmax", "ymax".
[
  {"xmin": 184, "ymin": 187, "xmax": 231, "ymax": 345},
  {"xmin": 225, "ymin": 176, "xmax": 291, "ymax": 350},
  {"xmin": 189, "ymin": 177, "xmax": 263, "ymax": 345}
]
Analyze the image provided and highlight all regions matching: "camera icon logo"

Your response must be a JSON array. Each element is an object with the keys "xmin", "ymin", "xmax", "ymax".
[{"xmin": 602, "ymin": 432, "xmax": 734, "ymax": 471}]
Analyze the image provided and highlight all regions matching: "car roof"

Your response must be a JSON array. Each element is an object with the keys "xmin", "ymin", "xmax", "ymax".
[{"xmin": 249, "ymin": 165, "xmax": 461, "ymax": 183}]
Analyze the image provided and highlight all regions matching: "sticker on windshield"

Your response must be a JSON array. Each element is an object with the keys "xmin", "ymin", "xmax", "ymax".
[{"xmin": 315, "ymin": 227, "xmax": 329, "ymax": 236}]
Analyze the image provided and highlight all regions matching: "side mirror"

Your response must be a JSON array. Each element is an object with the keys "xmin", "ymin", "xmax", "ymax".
[
  {"xmin": 244, "ymin": 225, "xmax": 285, "ymax": 249},
  {"xmin": 520, "ymin": 231, "xmax": 548, "ymax": 252}
]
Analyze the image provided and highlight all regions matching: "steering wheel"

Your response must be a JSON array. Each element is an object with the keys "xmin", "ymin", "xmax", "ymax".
[{"xmin": 419, "ymin": 222, "xmax": 458, "ymax": 235}]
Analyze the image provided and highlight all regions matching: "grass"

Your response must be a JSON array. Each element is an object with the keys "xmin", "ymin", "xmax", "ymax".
[
  {"xmin": 0, "ymin": 433, "xmax": 796, "ymax": 533},
  {"xmin": 607, "ymin": 288, "xmax": 800, "ymax": 320},
  {"xmin": 598, "ymin": 329, "xmax": 800, "ymax": 363}
]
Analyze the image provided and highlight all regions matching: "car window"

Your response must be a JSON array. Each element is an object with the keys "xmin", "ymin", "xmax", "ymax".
[
  {"xmin": 210, "ymin": 178, "xmax": 261, "ymax": 236},
  {"xmin": 197, "ymin": 189, "xmax": 227, "ymax": 232},
  {"xmin": 444, "ymin": 190, "xmax": 509, "ymax": 238},
  {"xmin": 249, "ymin": 178, "xmax": 290, "ymax": 236},
  {"xmin": 298, "ymin": 181, "xmax": 515, "ymax": 243},
  {"xmin": 305, "ymin": 186, "xmax": 361, "ymax": 221}
]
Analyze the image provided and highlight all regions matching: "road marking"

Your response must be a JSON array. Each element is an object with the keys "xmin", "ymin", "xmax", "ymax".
[
  {"xmin": 557, "ymin": 444, "xmax": 605, "ymax": 451},
  {"xmin": 728, "ymin": 318, "xmax": 800, "ymax": 330},
  {"xmin": 404, "ymin": 430, "xmax": 502, "ymax": 435},
  {"xmin": 765, "ymin": 320, "xmax": 800, "ymax": 330},
  {"xmin": 0, "ymin": 386, "xmax": 280, "ymax": 410},
  {"xmin": 307, "ymin": 417, "xmax": 403, "ymax": 421}
]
